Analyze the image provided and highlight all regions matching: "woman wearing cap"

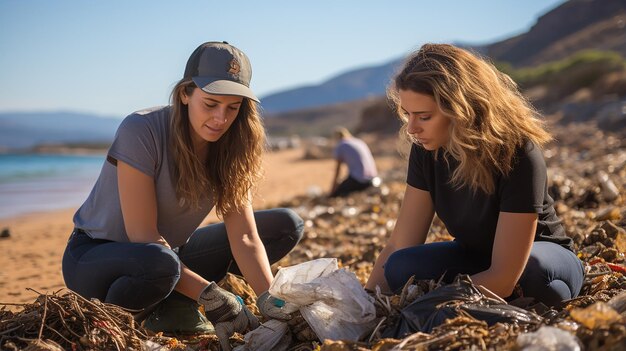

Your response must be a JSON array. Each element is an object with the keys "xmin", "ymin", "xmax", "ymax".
[
  {"xmin": 365, "ymin": 44, "xmax": 584, "ymax": 307},
  {"xmin": 62, "ymin": 42, "xmax": 301, "ymax": 349}
]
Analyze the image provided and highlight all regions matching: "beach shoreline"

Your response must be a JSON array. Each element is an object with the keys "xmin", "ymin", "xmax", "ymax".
[{"xmin": 0, "ymin": 147, "xmax": 398, "ymax": 307}]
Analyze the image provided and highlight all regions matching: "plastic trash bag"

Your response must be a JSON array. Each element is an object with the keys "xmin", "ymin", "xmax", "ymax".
[
  {"xmin": 142, "ymin": 340, "xmax": 168, "ymax": 351},
  {"xmin": 385, "ymin": 275, "xmax": 543, "ymax": 338},
  {"xmin": 235, "ymin": 258, "xmax": 377, "ymax": 351},
  {"xmin": 233, "ymin": 319, "xmax": 291, "ymax": 351},
  {"xmin": 270, "ymin": 258, "xmax": 377, "ymax": 341},
  {"xmin": 517, "ymin": 326, "xmax": 582, "ymax": 351}
]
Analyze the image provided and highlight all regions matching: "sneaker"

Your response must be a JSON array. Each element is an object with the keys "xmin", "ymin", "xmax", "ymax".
[{"xmin": 143, "ymin": 298, "xmax": 214, "ymax": 334}]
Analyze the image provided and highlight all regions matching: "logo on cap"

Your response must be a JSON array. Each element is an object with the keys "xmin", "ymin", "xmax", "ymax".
[{"xmin": 228, "ymin": 58, "xmax": 241, "ymax": 75}]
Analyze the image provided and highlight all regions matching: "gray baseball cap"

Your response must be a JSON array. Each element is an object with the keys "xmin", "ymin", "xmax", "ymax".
[{"xmin": 184, "ymin": 41, "xmax": 259, "ymax": 102}]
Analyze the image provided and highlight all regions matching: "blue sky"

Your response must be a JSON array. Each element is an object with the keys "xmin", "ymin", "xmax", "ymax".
[{"xmin": 0, "ymin": 0, "xmax": 566, "ymax": 117}]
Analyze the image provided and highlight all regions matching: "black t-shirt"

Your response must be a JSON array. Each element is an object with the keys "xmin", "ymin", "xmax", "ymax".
[{"xmin": 407, "ymin": 141, "xmax": 573, "ymax": 254}]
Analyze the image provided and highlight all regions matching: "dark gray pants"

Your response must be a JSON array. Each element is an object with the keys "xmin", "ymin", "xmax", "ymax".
[
  {"xmin": 330, "ymin": 175, "xmax": 373, "ymax": 197},
  {"xmin": 62, "ymin": 208, "xmax": 304, "ymax": 309}
]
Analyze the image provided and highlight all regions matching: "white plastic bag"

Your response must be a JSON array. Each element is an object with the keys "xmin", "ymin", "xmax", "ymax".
[
  {"xmin": 233, "ymin": 319, "xmax": 291, "ymax": 351},
  {"xmin": 516, "ymin": 326, "xmax": 581, "ymax": 351},
  {"xmin": 269, "ymin": 258, "xmax": 376, "ymax": 341}
]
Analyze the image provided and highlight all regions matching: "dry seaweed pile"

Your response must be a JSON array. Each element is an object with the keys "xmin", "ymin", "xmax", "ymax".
[
  {"xmin": 0, "ymin": 289, "xmax": 148, "ymax": 350},
  {"xmin": 1, "ymin": 123, "xmax": 625, "ymax": 351},
  {"xmin": 271, "ymin": 123, "xmax": 626, "ymax": 350},
  {"xmin": 0, "ymin": 288, "xmax": 230, "ymax": 351}
]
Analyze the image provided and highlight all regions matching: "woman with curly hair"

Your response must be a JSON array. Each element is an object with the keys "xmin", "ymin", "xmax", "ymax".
[
  {"xmin": 62, "ymin": 42, "xmax": 302, "ymax": 350},
  {"xmin": 366, "ymin": 43, "xmax": 583, "ymax": 307}
]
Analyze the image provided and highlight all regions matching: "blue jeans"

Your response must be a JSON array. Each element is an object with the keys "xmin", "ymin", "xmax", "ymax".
[
  {"xmin": 384, "ymin": 241, "xmax": 584, "ymax": 306},
  {"xmin": 62, "ymin": 208, "xmax": 304, "ymax": 309}
]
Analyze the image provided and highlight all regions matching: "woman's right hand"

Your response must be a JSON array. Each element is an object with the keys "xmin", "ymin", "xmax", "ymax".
[
  {"xmin": 198, "ymin": 282, "xmax": 259, "ymax": 351},
  {"xmin": 256, "ymin": 290, "xmax": 291, "ymax": 320}
]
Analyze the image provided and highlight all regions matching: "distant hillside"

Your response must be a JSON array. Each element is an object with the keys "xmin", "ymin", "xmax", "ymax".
[
  {"xmin": 0, "ymin": 112, "xmax": 121, "ymax": 150},
  {"xmin": 264, "ymin": 0, "xmax": 626, "ymax": 136},
  {"xmin": 485, "ymin": 0, "xmax": 626, "ymax": 67},
  {"xmin": 264, "ymin": 98, "xmax": 376, "ymax": 137},
  {"xmin": 261, "ymin": 0, "xmax": 625, "ymax": 116},
  {"xmin": 260, "ymin": 59, "xmax": 403, "ymax": 114}
]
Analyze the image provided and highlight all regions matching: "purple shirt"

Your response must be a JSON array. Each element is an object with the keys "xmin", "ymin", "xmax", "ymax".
[{"xmin": 333, "ymin": 137, "xmax": 378, "ymax": 182}]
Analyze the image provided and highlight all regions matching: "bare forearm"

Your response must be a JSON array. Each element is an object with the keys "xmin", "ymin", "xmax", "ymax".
[
  {"xmin": 475, "ymin": 212, "xmax": 537, "ymax": 299},
  {"xmin": 126, "ymin": 232, "xmax": 171, "ymax": 249},
  {"xmin": 175, "ymin": 265, "xmax": 210, "ymax": 300},
  {"xmin": 365, "ymin": 243, "xmax": 396, "ymax": 293},
  {"xmin": 230, "ymin": 234, "xmax": 273, "ymax": 295},
  {"xmin": 366, "ymin": 186, "xmax": 433, "ymax": 292},
  {"xmin": 330, "ymin": 162, "xmax": 341, "ymax": 192},
  {"xmin": 470, "ymin": 269, "xmax": 516, "ymax": 298}
]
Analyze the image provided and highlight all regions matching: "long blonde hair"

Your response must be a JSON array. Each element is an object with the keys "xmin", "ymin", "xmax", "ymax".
[
  {"xmin": 169, "ymin": 79, "xmax": 265, "ymax": 216},
  {"xmin": 389, "ymin": 43, "xmax": 552, "ymax": 194}
]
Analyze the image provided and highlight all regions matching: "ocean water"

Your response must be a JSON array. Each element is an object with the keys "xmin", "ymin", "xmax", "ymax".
[{"xmin": 0, "ymin": 154, "xmax": 105, "ymax": 219}]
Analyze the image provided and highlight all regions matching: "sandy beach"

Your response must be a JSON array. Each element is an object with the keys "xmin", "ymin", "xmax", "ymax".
[{"xmin": 0, "ymin": 147, "xmax": 396, "ymax": 308}]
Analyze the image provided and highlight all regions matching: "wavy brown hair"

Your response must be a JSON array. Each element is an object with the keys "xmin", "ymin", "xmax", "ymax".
[
  {"xmin": 389, "ymin": 43, "xmax": 552, "ymax": 194},
  {"xmin": 169, "ymin": 78, "xmax": 265, "ymax": 216}
]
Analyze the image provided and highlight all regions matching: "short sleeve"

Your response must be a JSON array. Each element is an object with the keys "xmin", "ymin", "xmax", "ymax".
[
  {"xmin": 107, "ymin": 114, "xmax": 158, "ymax": 177},
  {"xmin": 333, "ymin": 145, "xmax": 341, "ymax": 160},
  {"xmin": 333, "ymin": 142, "xmax": 346, "ymax": 161},
  {"xmin": 407, "ymin": 144, "xmax": 429, "ymax": 190},
  {"xmin": 499, "ymin": 142, "xmax": 547, "ymax": 213}
]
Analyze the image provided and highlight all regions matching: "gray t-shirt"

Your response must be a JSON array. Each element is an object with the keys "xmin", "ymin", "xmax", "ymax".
[
  {"xmin": 333, "ymin": 137, "xmax": 378, "ymax": 182},
  {"xmin": 73, "ymin": 106, "xmax": 213, "ymax": 248}
]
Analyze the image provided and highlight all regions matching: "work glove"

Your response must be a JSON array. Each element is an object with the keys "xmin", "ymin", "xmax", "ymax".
[
  {"xmin": 198, "ymin": 282, "xmax": 259, "ymax": 351},
  {"xmin": 256, "ymin": 290, "xmax": 291, "ymax": 320}
]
